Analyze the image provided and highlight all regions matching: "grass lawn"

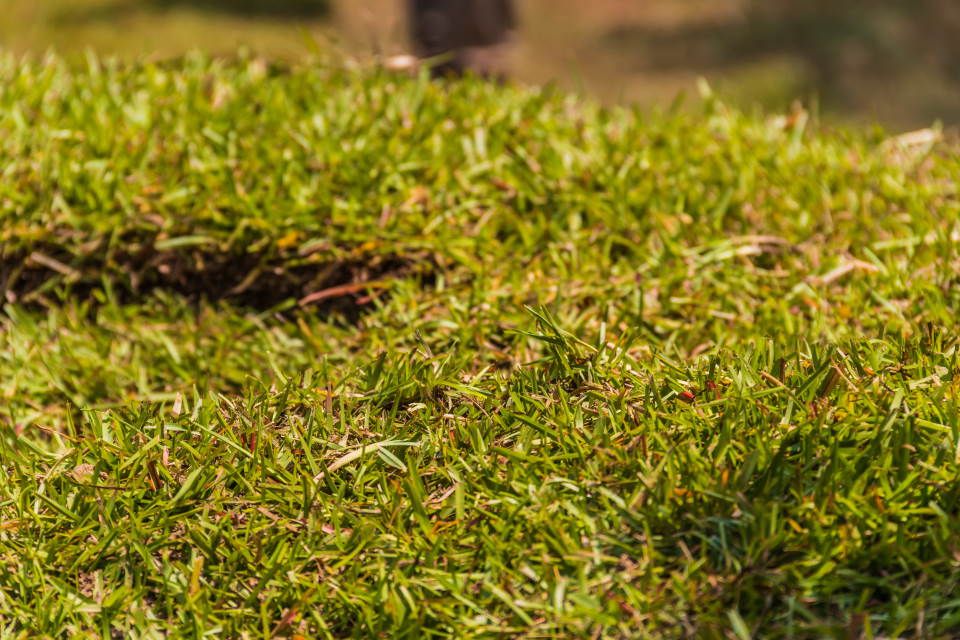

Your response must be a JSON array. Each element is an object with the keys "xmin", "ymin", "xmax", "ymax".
[{"xmin": 1, "ymin": 53, "xmax": 959, "ymax": 637}]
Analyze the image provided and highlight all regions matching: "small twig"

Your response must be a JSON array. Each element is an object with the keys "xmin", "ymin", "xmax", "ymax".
[
  {"xmin": 28, "ymin": 251, "xmax": 80, "ymax": 278},
  {"xmin": 759, "ymin": 371, "xmax": 788, "ymax": 389},
  {"xmin": 811, "ymin": 259, "xmax": 880, "ymax": 286},
  {"xmin": 298, "ymin": 280, "xmax": 389, "ymax": 307}
]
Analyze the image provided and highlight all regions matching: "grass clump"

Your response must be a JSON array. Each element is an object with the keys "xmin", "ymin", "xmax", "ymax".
[{"xmin": 1, "ymin": 53, "xmax": 959, "ymax": 638}]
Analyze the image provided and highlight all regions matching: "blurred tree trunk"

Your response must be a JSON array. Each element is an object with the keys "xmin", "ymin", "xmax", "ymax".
[{"xmin": 408, "ymin": 0, "xmax": 517, "ymax": 76}]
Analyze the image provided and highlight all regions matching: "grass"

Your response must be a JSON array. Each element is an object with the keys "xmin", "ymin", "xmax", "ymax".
[{"xmin": 1, "ymin": 52, "xmax": 960, "ymax": 638}]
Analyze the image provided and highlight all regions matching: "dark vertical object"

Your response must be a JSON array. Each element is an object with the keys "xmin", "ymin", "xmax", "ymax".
[{"xmin": 408, "ymin": 0, "xmax": 517, "ymax": 77}]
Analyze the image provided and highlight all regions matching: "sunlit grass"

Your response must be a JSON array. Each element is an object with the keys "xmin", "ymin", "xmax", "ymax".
[{"xmin": 1, "ymin": 55, "xmax": 959, "ymax": 637}]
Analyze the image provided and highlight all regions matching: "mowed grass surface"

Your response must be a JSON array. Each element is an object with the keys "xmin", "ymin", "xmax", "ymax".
[{"xmin": 2, "ymin": 54, "xmax": 960, "ymax": 637}]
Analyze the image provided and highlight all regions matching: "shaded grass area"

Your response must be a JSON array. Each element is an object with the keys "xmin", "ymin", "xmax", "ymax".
[
  {"xmin": 0, "ymin": 0, "xmax": 335, "ymax": 64},
  {"xmin": 54, "ymin": 0, "xmax": 330, "ymax": 23},
  {"xmin": 1, "ymin": 55, "xmax": 960, "ymax": 637},
  {"xmin": 150, "ymin": 0, "xmax": 330, "ymax": 19}
]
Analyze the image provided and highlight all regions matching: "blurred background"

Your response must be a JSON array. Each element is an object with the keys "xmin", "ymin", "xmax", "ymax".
[{"xmin": 2, "ymin": 0, "xmax": 958, "ymax": 130}]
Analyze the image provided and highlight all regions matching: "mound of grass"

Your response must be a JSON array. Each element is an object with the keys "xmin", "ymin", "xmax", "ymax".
[{"xmin": 1, "ymin": 53, "xmax": 959, "ymax": 637}]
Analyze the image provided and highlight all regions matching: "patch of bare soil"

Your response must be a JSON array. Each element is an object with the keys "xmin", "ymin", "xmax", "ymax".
[{"xmin": 1, "ymin": 243, "xmax": 435, "ymax": 316}]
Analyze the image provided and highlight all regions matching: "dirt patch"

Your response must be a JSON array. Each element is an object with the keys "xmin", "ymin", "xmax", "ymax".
[{"xmin": 1, "ymin": 242, "xmax": 435, "ymax": 316}]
